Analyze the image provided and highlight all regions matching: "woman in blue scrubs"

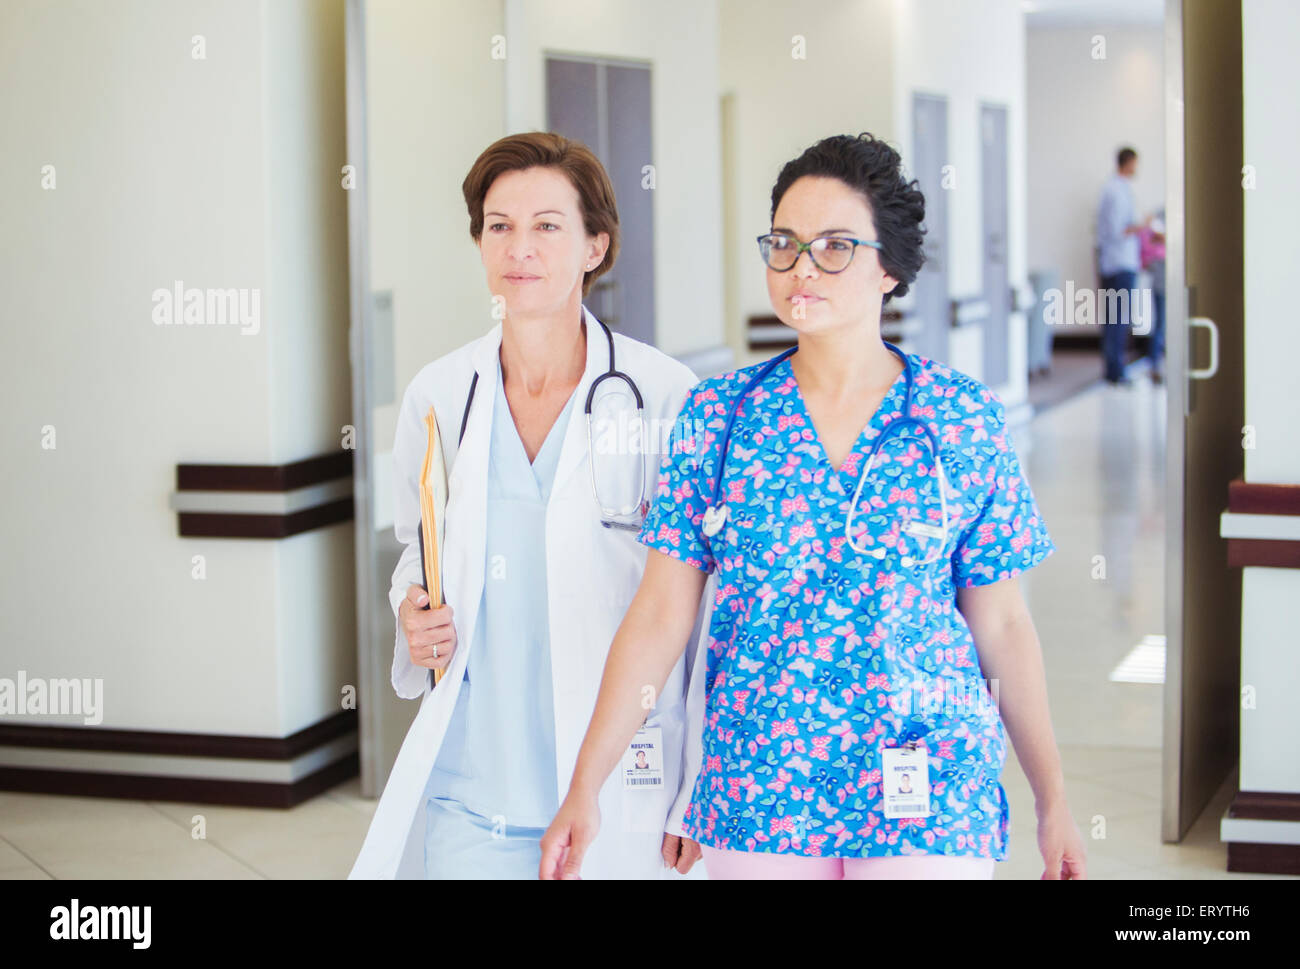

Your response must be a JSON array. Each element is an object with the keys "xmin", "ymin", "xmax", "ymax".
[{"xmin": 542, "ymin": 133, "xmax": 1087, "ymax": 880}]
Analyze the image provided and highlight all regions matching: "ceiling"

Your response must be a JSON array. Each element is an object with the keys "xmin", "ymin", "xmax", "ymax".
[{"xmin": 1023, "ymin": 0, "xmax": 1165, "ymax": 28}]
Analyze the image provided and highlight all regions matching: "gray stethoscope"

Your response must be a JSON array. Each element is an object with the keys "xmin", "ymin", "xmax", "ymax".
[
  {"xmin": 459, "ymin": 317, "xmax": 647, "ymax": 530},
  {"xmin": 700, "ymin": 341, "xmax": 950, "ymax": 568}
]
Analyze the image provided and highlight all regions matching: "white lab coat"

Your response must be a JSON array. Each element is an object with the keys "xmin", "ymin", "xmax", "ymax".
[{"xmin": 349, "ymin": 306, "xmax": 714, "ymax": 879}]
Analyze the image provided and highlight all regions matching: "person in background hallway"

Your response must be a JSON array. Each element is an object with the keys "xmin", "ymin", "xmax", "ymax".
[
  {"xmin": 1095, "ymin": 146, "xmax": 1151, "ymax": 385},
  {"xmin": 1138, "ymin": 207, "xmax": 1166, "ymax": 384}
]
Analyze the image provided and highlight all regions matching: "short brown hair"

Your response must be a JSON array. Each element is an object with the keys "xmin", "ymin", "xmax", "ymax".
[{"xmin": 462, "ymin": 132, "xmax": 620, "ymax": 297}]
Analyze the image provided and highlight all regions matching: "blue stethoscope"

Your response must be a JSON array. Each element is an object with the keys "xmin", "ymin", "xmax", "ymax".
[{"xmin": 699, "ymin": 341, "xmax": 951, "ymax": 568}]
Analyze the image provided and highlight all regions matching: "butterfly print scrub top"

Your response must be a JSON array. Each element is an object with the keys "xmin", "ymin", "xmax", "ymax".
[{"xmin": 636, "ymin": 349, "xmax": 1054, "ymax": 859}]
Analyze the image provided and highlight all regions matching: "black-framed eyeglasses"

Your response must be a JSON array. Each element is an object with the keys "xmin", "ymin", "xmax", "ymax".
[{"xmin": 756, "ymin": 232, "xmax": 883, "ymax": 273}]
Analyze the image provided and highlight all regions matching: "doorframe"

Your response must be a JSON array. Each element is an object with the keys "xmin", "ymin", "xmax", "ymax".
[
  {"xmin": 978, "ymin": 100, "xmax": 1011, "ymax": 390},
  {"xmin": 542, "ymin": 51, "xmax": 657, "ymax": 347},
  {"xmin": 911, "ymin": 91, "xmax": 951, "ymax": 367},
  {"xmin": 1161, "ymin": 0, "xmax": 1186, "ymax": 845},
  {"xmin": 343, "ymin": 0, "xmax": 383, "ymax": 798}
]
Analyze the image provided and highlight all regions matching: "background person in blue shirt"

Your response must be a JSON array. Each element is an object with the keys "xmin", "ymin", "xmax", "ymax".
[{"xmin": 1095, "ymin": 146, "xmax": 1153, "ymax": 385}]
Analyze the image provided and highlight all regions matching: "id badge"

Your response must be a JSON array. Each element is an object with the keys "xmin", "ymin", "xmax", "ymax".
[
  {"xmin": 621, "ymin": 726, "xmax": 664, "ymax": 790},
  {"xmin": 881, "ymin": 742, "xmax": 932, "ymax": 819}
]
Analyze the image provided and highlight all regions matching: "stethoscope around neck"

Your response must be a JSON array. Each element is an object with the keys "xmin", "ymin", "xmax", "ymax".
[
  {"xmin": 458, "ymin": 317, "xmax": 648, "ymax": 530},
  {"xmin": 700, "ymin": 340, "xmax": 951, "ymax": 568}
]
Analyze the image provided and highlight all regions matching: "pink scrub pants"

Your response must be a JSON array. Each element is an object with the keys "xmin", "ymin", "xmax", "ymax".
[{"xmin": 702, "ymin": 846, "xmax": 995, "ymax": 880}]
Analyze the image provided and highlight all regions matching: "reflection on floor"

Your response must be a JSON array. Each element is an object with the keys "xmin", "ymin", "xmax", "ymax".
[
  {"xmin": 0, "ymin": 371, "xmax": 1289, "ymax": 879},
  {"xmin": 1027, "ymin": 344, "xmax": 1151, "ymax": 414},
  {"xmin": 1027, "ymin": 345, "xmax": 1106, "ymax": 412}
]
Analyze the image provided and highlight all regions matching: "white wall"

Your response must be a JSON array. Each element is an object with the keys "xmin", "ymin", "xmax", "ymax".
[
  {"xmin": 1239, "ymin": 0, "xmax": 1300, "ymax": 796},
  {"xmin": 1242, "ymin": 0, "xmax": 1299, "ymax": 488},
  {"xmin": 892, "ymin": 0, "xmax": 1031, "ymax": 405},
  {"xmin": 719, "ymin": 0, "xmax": 896, "ymax": 365},
  {"xmin": 1026, "ymin": 24, "xmax": 1166, "ymax": 332},
  {"xmin": 267, "ymin": 0, "xmax": 353, "ymax": 464},
  {"xmin": 365, "ymin": 0, "xmax": 506, "ymax": 504},
  {"xmin": 265, "ymin": 0, "xmax": 355, "ymax": 734},
  {"xmin": 719, "ymin": 0, "xmax": 1031, "ymax": 407},
  {"xmin": 0, "ymin": 0, "xmax": 352, "ymax": 736},
  {"xmin": 504, "ymin": 0, "xmax": 726, "ymax": 359}
]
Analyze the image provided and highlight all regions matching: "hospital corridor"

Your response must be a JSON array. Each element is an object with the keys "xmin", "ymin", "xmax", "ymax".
[
  {"xmin": 1, "ymin": 0, "xmax": 1296, "ymax": 942},
  {"xmin": 0, "ymin": 377, "xmax": 1232, "ymax": 880}
]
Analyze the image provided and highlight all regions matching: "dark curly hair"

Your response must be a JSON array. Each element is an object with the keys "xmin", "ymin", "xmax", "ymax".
[{"xmin": 769, "ymin": 133, "xmax": 926, "ymax": 303}]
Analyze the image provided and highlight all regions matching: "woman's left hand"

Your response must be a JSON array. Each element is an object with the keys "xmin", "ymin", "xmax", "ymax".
[
  {"xmin": 1037, "ymin": 799, "xmax": 1087, "ymax": 879},
  {"xmin": 661, "ymin": 833, "xmax": 703, "ymax": 874}
]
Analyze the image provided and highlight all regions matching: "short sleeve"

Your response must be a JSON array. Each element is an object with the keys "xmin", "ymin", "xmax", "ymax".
[
  {"xmin": 636, "ymin": 387, "xmax": 717, "ymax": 573},
  {"xmin": 1096, "ymin": 185, "xmax": 1117, "ymax": 247},
  {"xmin": 951, "ymin": 402, "xmax": 1055, "ymax": 587}
]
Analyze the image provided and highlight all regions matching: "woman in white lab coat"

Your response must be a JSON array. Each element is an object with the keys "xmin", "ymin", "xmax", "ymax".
[{"xmin": 348, "ymin": 132, "xmax": 709, "ymax": 880}]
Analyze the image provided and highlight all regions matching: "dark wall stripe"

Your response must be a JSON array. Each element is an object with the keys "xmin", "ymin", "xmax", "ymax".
[
  {"xmin": 1226, "ymin": 842, "xmax": 1300, "ymax": 876},
  {"xmin": 0, "ymin": 754, "xmax": 358, "ymax": 810},
  {"xmin": 1224, "ymin": 791, "xmax": 1300, "ymax": 874},
  {"xmin": 1229, "ymin": 479, "xmax": 1300, "ymax": 516},
  {"xmin": 178, "ymin": 497, "xmax": 354, "ymax": 539},
  {"xmin": 0, "ymin": 709, "xmax": 356, "ymax": 761},
  {"xmin": 748, "ymin": 310, "xmax": 908, "ymax": 351},
  {"xmin": 177, "ymin": 451, "xmax": 353, "ymax": 493},
  {"xmin": 1227, "ymin": 539, "xmax": 1300, "ymax": 569},
  {"xmin": 1229, "ymin": 790, "xmax": 1300, "ymax": 822}
]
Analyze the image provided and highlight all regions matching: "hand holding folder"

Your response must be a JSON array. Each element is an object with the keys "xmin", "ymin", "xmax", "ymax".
[{"xmin": 417, "ymin": 406, "xmax": 449, "ymax": 686}]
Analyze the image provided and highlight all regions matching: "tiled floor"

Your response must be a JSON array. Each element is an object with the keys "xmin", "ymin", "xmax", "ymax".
[{"xmin": 1, "ymin": 370, "xmax": 1288, "ymax": 879}]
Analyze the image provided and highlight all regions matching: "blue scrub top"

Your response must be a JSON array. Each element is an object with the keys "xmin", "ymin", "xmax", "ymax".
[
  {"xmin": 426, "ymin": 363, "xmax": 578, "ymax": 829},
  {"xmin": 637, "ymin": 350, "xmax": 1055, "ymax": 861}
]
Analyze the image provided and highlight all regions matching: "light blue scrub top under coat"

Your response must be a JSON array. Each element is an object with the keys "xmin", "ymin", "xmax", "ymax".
[{"xmin": 425, "ymin": 363, "xmax": 578, "ymax": 830}]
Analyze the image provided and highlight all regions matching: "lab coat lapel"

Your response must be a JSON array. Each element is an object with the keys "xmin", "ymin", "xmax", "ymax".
[
  {"xmin": 441, "ymin": 324, "xmax": 501, "ymax": 662},
  {"xmin": 352, "ymin": 328, "xmax": 501, "ymax": 880},
  {"xmin": 550, "ymin": 306, "xmax": 606, "ymax": 502}
]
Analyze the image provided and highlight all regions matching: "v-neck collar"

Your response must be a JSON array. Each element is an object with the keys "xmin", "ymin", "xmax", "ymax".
[
  {"xmin": 781, "ymin": 351, "xmax": 910, "ymax": 477},
  {"xmin": 493, "ymin": 357, "xmax": 578, "ymax": 493},
  {"xmin": 470, "ymin": 306, "xmax": 611, "ymax": 504}
]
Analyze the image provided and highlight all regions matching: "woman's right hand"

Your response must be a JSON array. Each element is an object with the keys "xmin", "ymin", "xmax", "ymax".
[
  {"xmin": 400, "ymin": 584, "xmax": 456, "ymax": 671},
  {"xmin": 539, "ymin": 788, "xmax": 601, "ymax": 879}
]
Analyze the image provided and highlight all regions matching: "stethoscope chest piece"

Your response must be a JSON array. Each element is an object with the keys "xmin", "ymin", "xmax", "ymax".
[{"xmin": 701, "ymin": 503, "xmax": 728, "ymax": 538}]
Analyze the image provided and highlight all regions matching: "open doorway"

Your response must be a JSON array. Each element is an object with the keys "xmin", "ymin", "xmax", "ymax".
[{"xmin": 1023, "ymin": 0, "xmax": 1248, "ymax": 870}]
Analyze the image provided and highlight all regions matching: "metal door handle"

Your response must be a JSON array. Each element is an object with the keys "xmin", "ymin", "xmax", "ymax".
[{"xmin": 1188, "ymin": 316, "xmax": 1219, "ymax": 379}]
